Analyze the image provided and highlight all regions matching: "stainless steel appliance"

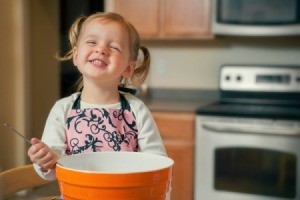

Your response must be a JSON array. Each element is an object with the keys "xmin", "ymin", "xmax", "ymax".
[
  {"xmin": 195, "ymin": 65, "xmax": 300, "ymax": 200},
  {"xmin": 212, "ymin": 0, "xmax": 300, "ymax": 36}
]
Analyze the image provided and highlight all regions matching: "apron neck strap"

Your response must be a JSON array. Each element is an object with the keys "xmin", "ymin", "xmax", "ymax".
[
  {"xmin": 72, "ymin": 94, "xmax": 81, "ymax": 109},
  {"xmin": 72, "ymin": 93, "xmax": 131, "ymax": 110}
]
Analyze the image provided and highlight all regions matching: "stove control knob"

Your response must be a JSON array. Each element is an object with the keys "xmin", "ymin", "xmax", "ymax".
[
  {"xmin": 236, "ymin": 75, "xmax": 242, "ymax": 81},
  {"xmin": 296, "ymin": 77, "xmax": 300, "ymax": 83},
  {"xmin": 225, "ymin": 75, "xmax": 231, "ymax": 81}
]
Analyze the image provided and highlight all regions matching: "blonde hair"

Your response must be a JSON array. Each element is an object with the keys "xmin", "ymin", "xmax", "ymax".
[{"xmin": 57, "ymin": 12, "xmax": 150, "ymax": 91}]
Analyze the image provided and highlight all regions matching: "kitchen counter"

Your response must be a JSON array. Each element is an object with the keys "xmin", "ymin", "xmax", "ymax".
[
  {"xmin": 146, "ymin": 100, "xmax": 209, "ymax": 112},
  {"xmin": 138, "ymin": 88, "xmax": 219, "ymax": 112}
]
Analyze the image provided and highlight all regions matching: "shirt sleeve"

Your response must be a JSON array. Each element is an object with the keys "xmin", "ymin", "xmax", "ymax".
[
  {"xmin": 34, "ymin": 100, "xmax": 68, "ymax": 180},
  {"xmin": 136, "ymin": 102, "xmax": 167, "ymax": 156}
]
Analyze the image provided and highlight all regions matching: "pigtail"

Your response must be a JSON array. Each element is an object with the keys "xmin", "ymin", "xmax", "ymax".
[
  {"xmin": 56, "ymin": 16, "xmax": 87, "ymax": 61},
  {"xmin": 130, "ymin": 46, "xmax": 150, "ymax": 87}
]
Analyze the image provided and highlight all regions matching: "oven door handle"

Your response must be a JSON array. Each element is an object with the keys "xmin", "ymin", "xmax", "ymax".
[{"xmin": 201, "ymin": 123, "xmax": 300, "ymax": 135}]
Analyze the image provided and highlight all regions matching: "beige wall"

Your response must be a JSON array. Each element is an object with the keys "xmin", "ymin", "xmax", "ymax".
[
  {"xmin": 29, "ymin": 0, "xmax": 60, "ymax": 141},
  {"xmin": 0, "ymin": 0, "xmax": 28, "ymax": 170},
  {"xmin": 145, "ymin": 38, "xmax": 300, "ymax": 89},
  {"xmin": 0, "ymin": 0, "xmax": 59, "ymax": 170}
]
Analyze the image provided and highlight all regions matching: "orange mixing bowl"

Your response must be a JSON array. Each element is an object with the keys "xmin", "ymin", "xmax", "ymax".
[{"xmin": 56, "ymin": 152, "xmax": 174, "ymax": 200}]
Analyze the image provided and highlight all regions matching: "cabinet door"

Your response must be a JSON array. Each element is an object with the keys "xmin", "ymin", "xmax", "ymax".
[
  {"xmin": 153, "ymin": 112, "xmax": 195, "ymax": 200},
  {"xmin": 105, "ymin": 0, "xmax": 160, "ymax": 38},
  {"xmin": 162, "ymin": 0, "xmax": 212, "ymax": 38},
  {"xmin": 164, "ymin": 139, "xmax": 194, "ymax": 200}
]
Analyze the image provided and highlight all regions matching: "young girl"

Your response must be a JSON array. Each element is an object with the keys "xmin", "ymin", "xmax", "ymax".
[{"xmin": 27, "ymin": 12, "xmax": 167, "ymax": 180}]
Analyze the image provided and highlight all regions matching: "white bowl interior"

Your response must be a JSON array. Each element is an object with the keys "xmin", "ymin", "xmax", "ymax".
[{"xmin": 58, "ymin": 152, "xmax": 174, "ymax": 174}]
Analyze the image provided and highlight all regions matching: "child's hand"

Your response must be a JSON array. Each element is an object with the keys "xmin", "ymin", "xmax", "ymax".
[{"xmin": 27, "ymin": 138, "xmax": 58, "ymax": 171}]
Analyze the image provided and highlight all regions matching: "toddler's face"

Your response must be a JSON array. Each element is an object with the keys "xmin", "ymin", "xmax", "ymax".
[{"xmin": 73, "ymin": 19, "xmax": 135, "ymax": 86}]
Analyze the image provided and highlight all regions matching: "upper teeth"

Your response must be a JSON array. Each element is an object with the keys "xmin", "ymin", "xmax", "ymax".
[{"xmin": 92, "ymin": 60, "xmax": 102, "ymax": 64}]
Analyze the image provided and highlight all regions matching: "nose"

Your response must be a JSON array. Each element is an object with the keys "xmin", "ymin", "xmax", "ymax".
[{"xmin": 95, "ymin": 45, "xmax": 108, "ymax": 55}]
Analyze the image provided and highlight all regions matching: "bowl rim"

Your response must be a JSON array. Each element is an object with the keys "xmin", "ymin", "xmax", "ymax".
[{"xmin": 56, "ymin": 152, "xmax": 174, "ymax": 174}]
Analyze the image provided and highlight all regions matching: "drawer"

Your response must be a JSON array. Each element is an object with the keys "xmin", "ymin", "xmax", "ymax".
[{"xmin": 152, "ymin": 112, "xmax": 195, "ymax": 140}]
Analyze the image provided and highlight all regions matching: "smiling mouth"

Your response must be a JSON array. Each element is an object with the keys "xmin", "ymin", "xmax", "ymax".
[{"xmin": 89, "ymin": 59, "xmax": 107, "ymax": 68}]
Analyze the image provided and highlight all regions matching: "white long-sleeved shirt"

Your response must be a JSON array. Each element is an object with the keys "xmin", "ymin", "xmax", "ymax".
[{"xmin": 33, "ymin": 92, "xmax": 167, "ymax": 180}]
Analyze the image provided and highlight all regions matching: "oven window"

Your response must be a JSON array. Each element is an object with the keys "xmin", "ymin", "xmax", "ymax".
[{"xmin": 214, "ymin": 147, "xmax": 296, "ymax": 198}]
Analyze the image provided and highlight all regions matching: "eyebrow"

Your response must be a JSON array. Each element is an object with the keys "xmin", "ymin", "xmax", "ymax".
[
  {"xmin": 82, "ymin": 34, "xmax": 98, "ymax": 39},
  {"xmin": 82, "ymin": 34, "xmax": 122, "ymax": 44}
]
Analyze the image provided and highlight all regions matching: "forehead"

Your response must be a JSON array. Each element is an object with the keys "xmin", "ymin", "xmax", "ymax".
[{"xmin": 81, "ymin": 19, "xmax": 128, "ymax": 38}]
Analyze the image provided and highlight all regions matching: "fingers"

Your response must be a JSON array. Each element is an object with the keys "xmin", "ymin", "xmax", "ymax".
[
  {"xmin": 27, "ymin": 138, "xmax": 57, "ymax": 170},
  {"xmin": 28, "ymin": 138, "xmax": 45, "ymax": 155},
  {"xmin": 31, "ymin": 137, "xmax": 41, "ymax": 145},
  {"xmin": 36, "ymin": 150, "xmax": 57, "ymax": 171}
]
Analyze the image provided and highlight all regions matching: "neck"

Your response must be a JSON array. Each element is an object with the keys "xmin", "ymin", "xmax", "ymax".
[{"xmin": 81, "ymin": 81, "xmax": 119, "ymax": 105}]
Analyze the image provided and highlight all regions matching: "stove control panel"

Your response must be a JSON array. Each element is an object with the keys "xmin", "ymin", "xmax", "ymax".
[{"xmin": 220, "ymin": 65, "xmax": 300, "ymax": 91}]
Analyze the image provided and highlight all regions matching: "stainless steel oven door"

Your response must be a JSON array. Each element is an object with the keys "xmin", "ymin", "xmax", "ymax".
[{"xmin": 195, "ymin": 116, "xmax": 300, "ymax": 200}]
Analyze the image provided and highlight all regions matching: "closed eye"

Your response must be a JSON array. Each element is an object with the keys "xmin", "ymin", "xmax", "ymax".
[
  {"xmin": 109, "ymin": 45, "xmax": 121, "ymax": 52},
  {"xmin": 86, "ymin": 40, "xmax": 96, "ymax": 45}
]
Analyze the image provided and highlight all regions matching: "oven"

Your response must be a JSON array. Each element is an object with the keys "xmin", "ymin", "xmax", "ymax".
[{"xmin": 195, "ymin": 65, "xmax": 300, "ymax": 200}]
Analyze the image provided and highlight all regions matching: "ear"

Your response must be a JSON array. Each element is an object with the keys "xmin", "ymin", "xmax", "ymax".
[
  {"xmin": 72, "ymin": 47, "xmax": 78, "ymax": 66},
  {"xmin": 122, "ymin": 61, "xmax": 136, "ymax": 78}
]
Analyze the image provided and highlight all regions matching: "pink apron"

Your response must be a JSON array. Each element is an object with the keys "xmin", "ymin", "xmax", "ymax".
[{"xmin": 64, "ymin": 93, "xmax": 139, "ymax": 155}]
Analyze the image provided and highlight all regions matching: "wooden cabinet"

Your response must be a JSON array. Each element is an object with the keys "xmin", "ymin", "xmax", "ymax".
[
  {"xmin": 105, "ymin": 0, "xmax": 213, "ymax": 39},
  {"xmin": 152, "ymin": 112, "xmax": 195, "ymax": 200}
]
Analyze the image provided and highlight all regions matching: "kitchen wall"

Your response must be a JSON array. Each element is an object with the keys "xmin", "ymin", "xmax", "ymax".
[
  {"xmin": 145, "ymin": 38, "xmax": 300, "ymax": 89},
  {"xmin": 29, "ymin": 0, "xmax": 60, "ymax": 146},
  {"xmin": 0, "ymin": 0, "xmax": 29, "ymax": 170},
  {"xmin": 0, "ymin": 0, "xmax": 59, "ymax": 170}
]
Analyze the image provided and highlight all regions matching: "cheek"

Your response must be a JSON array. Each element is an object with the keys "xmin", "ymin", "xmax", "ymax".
[{"xmin": 74, "ymin": 49, "xmax": 90, "ymax": 66}]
